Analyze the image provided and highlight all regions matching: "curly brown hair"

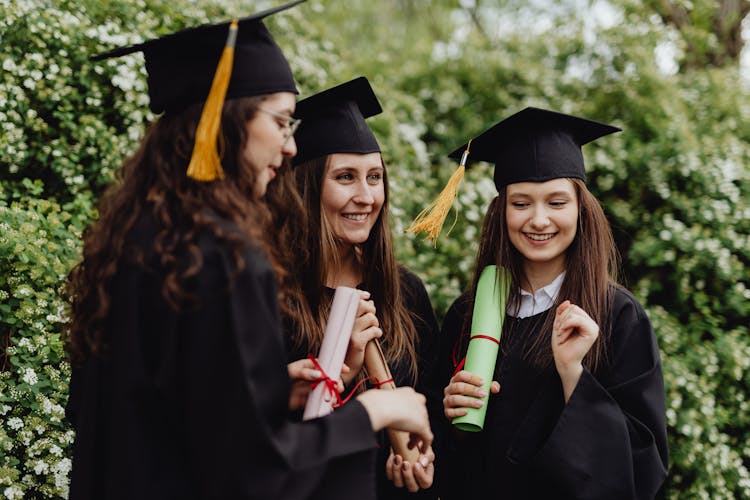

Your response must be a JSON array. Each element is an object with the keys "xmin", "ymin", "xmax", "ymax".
[{"xmin": 64, "ymin": 95, "xmax": 284, "ymax": 366}]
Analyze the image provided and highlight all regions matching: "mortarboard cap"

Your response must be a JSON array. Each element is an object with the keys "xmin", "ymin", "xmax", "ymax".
[
  {"xmin": 92, "ymin": 0, "xmax": 304, "ymax": 114},
  {"xmin": 292, "ymin": 76, "xmax": 382, "ymax": 166},
  {"xmin": 91, "ymin": 0, "xmax": 305, "ymax": 182},
  {"xmin": 408, "ymin": 107, "xmax": 620, "ymax": 244},
  {"xmin": 447, "ymin": 107, "xmax": 621, "ymax": 190}
]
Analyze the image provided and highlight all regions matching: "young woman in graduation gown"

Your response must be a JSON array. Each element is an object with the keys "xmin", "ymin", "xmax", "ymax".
[
  {"xmin": 270, "ymin": 77, "xmax": 442, "ymax": 499},
  {"xmin": 63, "ymin": 7, "xmax": 432, "ymax": 500},
  {"xmin": 426, "ymin": 108, "xmax": 669, "ymax": 499}
]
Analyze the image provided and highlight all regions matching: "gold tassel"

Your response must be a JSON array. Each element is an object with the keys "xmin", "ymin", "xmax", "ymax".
[
  {"xmin": 186, "ymin": 19, "xmax": 239, "ymax": 182},
  {"xmin": 406, "ymin": 139, "xmax": 472, "ymax": 246}
]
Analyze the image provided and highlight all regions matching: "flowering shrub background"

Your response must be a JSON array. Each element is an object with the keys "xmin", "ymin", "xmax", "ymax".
[{"xmin": 1, "ymin": 0, "xmax": 749, "ymax": 498}]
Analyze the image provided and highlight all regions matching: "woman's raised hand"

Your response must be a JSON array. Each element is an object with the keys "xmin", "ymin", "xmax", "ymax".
[
  {"xmin": 442, "ymin": 369, "xmax": 500, "ymax": 420},
  {"xmin": 342, "ymin": 290, "xmax": 382, "ymax": 385},
  {"xmin": 551, "ymin": 300, "xmax": 599, "ymax": 402}
]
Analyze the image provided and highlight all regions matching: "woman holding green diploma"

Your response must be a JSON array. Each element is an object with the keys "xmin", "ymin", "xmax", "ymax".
[
  {"xmin": 413, "ymin": 108, "xmax": 668, "ymax": 499},
  {"xmin": 449, "ymin": 264, "xmax": 509, "ymax": 432}
]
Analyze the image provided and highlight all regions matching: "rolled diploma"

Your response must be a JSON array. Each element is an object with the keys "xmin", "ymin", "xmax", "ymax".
[
  {"xmin": 452, "ymin": 265, "xmax": 510, "ymax": 432},
  {"xmin": 364, "ymin": 339, "xmax": 421, "ymax": 464},
  {"xmin": 303, "ymin": 286, "xmax": 360, "ymax": 420}
]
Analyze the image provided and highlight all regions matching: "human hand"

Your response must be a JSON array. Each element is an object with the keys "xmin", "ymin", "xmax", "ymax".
[
  {"xmin": 287, "ymin": 358, "xmax": 321, "ymax": 411},
  {"xmin": 551, "ymin": 300, "xmax": 599, "ymax": 402},
  {"xmin": 442, "ymin": 369, "xmax": 500, "ymax": 420},
  {"xmin": 356, "ymin": 387, "xmax": 433, "ymax": 452},
  {"xmin": 386, "ymin": 445, "xmax": 435, "ymax": 492},
  {"xmin": 287, "ymin": 358, "xmax": 346, "ymax": 411},
  {"xmin": 342, "ymin": 290, "xmax": 382, "ymax": 385}
]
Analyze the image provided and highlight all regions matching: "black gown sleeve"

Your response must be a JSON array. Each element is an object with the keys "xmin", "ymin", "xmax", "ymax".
[
  {"xmin": 67, "ymin": 227, "xmax": 378, "ymax": 500},
  {"xmin": 180, "ymin": 240, "xmax": 378, "ymax": 499},
  {"xmin": 506, "ymin": 288, "xmax": 669, "ymax": 500}
]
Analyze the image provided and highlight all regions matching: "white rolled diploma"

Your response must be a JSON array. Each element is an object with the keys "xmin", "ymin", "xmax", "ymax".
[
  {"xmin": 364, "ymin": 339, "xmax": 421, "ymax": 464},
  {"xmin": 303, "ymin": 286, "xmax": 360, "ymax": 420}
]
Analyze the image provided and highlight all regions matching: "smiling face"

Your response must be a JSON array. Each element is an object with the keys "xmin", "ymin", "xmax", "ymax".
[
  {"xmin": 243, "ymin": 92, "xmax": 298, "ymax": 197},
  {"xmin": 505, "ymin": 178, "xmax": 579, "ymax": 280},
  {"xmin": 321, "ymin": 152, "xmax": 385, "ymax": 247}
]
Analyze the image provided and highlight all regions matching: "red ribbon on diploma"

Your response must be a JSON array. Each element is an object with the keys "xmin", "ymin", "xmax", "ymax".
[
  {"xmin": 452, "ymin": 334, "xmax": 500, "ymax": 376},
  {"xmin": 308, "ymin": 354, "xmax": 342, "ymax": 406}
]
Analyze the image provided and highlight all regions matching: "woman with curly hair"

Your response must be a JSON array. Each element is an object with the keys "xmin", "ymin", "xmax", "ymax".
[{"xmin": 63, "ymin": 7, "xmax": 432, "ymax": 500}]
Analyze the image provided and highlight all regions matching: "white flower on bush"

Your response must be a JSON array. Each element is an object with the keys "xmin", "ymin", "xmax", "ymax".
[
  {"xmin": 53, "ymin": 457, "xmax": 72, "ymax": 475},
  {"xmin": 43, "ymin": 399, "xmax": 63, "ymax": 417},
  {"xmin": 41, "ymin": 398, "xmax": 54, "ymax": 415},
  {"xmin": 62, "ymin": 429, "xmax": 75, "ymax": 445},
  {"xmin": 53, "ymin": 457, "xmax": 72, "ymax": 496},
  {"xmin": 2, "ymin": 58, "xmax": 16, "ymax": 72},
  {"xmin": 33, "ymin": 459, "xmax": 49, "ymax": 475},
  {"xmin": 21, "ymin": 367, "xmax": 38, "ymax": 385},
  {"xmin": 3, "ymin": 486, "xmax": 25, "ymax": 500},
  {"xmin": 7, "ymin": 417, "xmax": 24, "ymax": 431},
  {"xmin": 112, "ymin": 68, "xmax": 140, "ymax": 92}
]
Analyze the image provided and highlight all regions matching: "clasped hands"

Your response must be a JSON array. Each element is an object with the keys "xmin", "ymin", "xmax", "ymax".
[{"xmin": 288, "ymin": 289, "xmax": 435, "ymax": 492}]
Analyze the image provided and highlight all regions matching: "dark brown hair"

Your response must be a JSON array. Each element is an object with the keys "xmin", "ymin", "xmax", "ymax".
[
  {"xmin": 279, "ymin": 155, "xmax": 419, "ymax": 382},
  {"xmin": 64, "ymin": 95, "xmax": 282, "ymax": 366},
  {"xmin": 464, "ymin": 178, "xmax": 619, "ymax": 372}
]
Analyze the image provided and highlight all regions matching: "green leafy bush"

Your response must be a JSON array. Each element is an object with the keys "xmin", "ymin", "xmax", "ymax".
[
  {"xmin": 1, "ymin": 0, "xmax": 749, "ymax": 498},
  {"xmin": 0, "ymin": 197, "xmax": 77, "ymax": 499}
]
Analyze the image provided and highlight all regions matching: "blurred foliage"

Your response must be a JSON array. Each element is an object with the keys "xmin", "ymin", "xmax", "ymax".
[
  {"xmin": 622, "ymin": 0, "xmax": 750, "ymax": 70},
  {"xmin": 1, "ymin": 0, "xmax": 748, "ymax": 497}
]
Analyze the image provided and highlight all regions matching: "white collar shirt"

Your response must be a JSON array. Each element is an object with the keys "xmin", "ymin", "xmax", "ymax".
[{"xmin": 509, "ymin": 271, "xmax": 566, "ymax": 319}]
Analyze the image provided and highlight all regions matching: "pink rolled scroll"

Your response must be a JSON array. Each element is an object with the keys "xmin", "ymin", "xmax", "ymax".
[{"xmin": 303, "ymin": 286, "xmax": 360, "ymax": 420}]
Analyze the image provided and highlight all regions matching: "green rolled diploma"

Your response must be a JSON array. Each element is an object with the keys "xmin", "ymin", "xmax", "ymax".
[{"xmin": 452, "ymin": 265, "xmax": 510, "ymax": 432}]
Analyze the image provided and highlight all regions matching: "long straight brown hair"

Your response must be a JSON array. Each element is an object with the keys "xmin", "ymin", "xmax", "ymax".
[
  {"xmin": 465, "ymin": 178, "xmax": 620, "ymax": 373},
  {"xmin": 280, "ymin": 155, "xmax": 419, "ymax": 382}
]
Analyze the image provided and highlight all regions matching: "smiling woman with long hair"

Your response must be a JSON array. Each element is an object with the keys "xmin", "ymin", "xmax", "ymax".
[
  {"xmin": 429, "ymin": 107, "xmax": 668, "ymax": 499},
  {"xmin": 272, "ymin": 77, "xmax": 442, "ymax": 499},
  {"xmin": 63, "ymin": 9, "xmax": 432, "ymax": 500}
]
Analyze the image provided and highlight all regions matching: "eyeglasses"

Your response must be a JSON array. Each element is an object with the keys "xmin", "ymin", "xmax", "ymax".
[{"xmin": 257, "ymin": 107, "xmax": 301, "ymax": 146}]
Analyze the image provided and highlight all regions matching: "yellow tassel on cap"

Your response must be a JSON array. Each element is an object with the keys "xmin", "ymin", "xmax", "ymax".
[
  {"xmin": 406, "ymin": 139, "xmax": 472, "ymax": 246},
  {"xmin": 186, "ymin": 19, "xmax": 239, "ymax": 182}
]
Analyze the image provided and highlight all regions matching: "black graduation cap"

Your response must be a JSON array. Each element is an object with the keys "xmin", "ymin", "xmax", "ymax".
[
  {"xmin": 408, "ymin": 107, "xmax": 620, "ymax": 244},
  {"xmin": 448, "ymin": 107, "xmax": 621, "ymax": 189},
  {"xmin": 91, "ymin": 0, "xmax": 305, "ymax": 114},
  {"xmin": 91, "ymin": 0, "xmax": 305, "ymax": 182},
  {"xmin": 292, "ymin": 76, "xmax": 382, "ymax": 166}
]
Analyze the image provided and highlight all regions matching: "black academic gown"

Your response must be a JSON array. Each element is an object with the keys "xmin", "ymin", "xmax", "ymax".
[
  {"xmin": 285, "ymin": 266, "xmax": 442, "ymax": 500},
  {"xmin": 438, "ymin": 286, "xmax": 668, "ymax": 500},
  {"xmin": 66, "ymin": 214, "xmax": 378, "ymax": 500}
]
